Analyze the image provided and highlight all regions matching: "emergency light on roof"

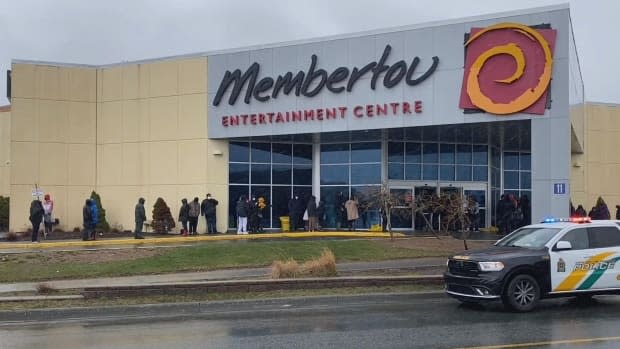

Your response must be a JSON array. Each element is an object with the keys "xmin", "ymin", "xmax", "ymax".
[{"xmin": 541, "ymin": 217, "xmax": 591, "ymax": 224}]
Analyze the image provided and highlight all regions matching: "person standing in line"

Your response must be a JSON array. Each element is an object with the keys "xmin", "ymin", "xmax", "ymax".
[
  {"xmin": 178, "ymin": 198, "xmax": 189, "ymax": 236},
  {"xmin": 574, "ymin": 204, "xmax": 587, "ymax": 217},
  {"xmin": 188, "ymin": 197, "xmax": 201, "ymax": 235},
  {"xmin": 89, "ymin": 199, "xmax": 99, "ymax": 240},
  {"xmin": 134, "ymin": 197, "xmax": 146, "ymax": 239},
  {"xmin": 345, "ymin": 196, "xmax": 359, "ymax": 231},
  {"xmin": 307, "ymin": 196, "xmax": 318, "ymax": 232},
  {"xmin": 29, "ymin": 199, "xmax": 44, "ymax": 243},
  {"xmin": 82, "ymin": 199, "xmax": 94, "ymax": 241},
  {"xmin": 236, "ymin": 196, "xmax": 249, "ymax": 234},
  {"xmin": 288, "ymin": 195, "xmax": 300, "ymax": 231},
  {"xmin": 42, "ymin": 194, "xmax": 54, "ymax": 239},
  {"xmin": 201, "ymin": 193, "xmax": 219, "ymax": 234},
  {"xmin": 519, "ymin": 194, "xmax": 531, "ymax": 227}
]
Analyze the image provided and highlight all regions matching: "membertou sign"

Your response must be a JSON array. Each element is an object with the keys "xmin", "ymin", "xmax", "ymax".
[
  {"xmin": 459, "ymin": 22, "xmax": 557, "ymax": 115},
  {"xmin": 213, "ymin": 45, "xmax": 439, "ymax": 107}
]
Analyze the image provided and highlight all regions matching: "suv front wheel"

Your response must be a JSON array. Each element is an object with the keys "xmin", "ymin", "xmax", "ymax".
[{"xmin": 502, "ymin": 274, "xmax": 540, "ymax": 312}]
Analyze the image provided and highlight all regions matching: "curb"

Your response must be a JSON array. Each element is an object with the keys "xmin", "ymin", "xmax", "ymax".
[
  {"xmin": 0, "ymin": 291, "xmax": 445, "ymax": 323},
  {"xmin": 0, "ymin": 295, "xmax": 83, "ymax": 302},
  {"xmin": 0, "ymin": 231, "xmax": 406, "ymax": 250},
  {"xmin": 82, "ymin": 275, "xmax": 444, "ymax": 299}
]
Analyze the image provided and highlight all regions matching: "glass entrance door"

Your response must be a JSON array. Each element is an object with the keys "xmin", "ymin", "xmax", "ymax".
[{"xmin": 464, "ymin": 187, "xmax": 487, "ymax": 230}]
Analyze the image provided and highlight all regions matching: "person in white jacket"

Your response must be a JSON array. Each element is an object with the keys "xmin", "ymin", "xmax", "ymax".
[{"xmin": 42, "ymin": 194, "xmax": 54, "ymax": 239}]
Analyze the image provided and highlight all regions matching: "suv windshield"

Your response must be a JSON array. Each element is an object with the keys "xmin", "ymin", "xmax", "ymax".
[{"xmin": 495, "ymin": 227, "xmax": 561, "ymax": 249}]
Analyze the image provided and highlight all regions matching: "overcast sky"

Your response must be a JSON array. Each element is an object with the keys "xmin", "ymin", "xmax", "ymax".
[{"xmin": 1, "ymin": 0, "xmax": 619, "ymax": 106}]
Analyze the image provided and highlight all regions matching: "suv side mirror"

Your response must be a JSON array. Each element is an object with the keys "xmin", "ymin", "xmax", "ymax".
[{"xmin": 555, "ymin": 241, "xmax": 572, "ymax": 251}]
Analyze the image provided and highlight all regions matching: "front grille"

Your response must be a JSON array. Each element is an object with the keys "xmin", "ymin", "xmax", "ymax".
[
  {"xmin": 448, "ymin": 260, "xmax": 479, "ymax": 276},
  {"xmin": 447, "ymin": 284, "xmax": 475, "ymax": 295}
]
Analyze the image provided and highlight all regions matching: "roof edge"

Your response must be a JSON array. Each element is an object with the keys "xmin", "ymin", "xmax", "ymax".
[{"xmin": 11, "ymin": 3, "xmax": 569, "ymax": 69}]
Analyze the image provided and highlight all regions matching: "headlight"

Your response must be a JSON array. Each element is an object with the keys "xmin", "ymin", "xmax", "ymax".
[{"xmin": 478, "ymin": 261, "xmax": 504, "ymax": 272}]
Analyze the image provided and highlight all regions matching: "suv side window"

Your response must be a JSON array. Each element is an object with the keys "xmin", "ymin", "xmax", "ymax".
[
  {"xmin": 558, "ymin": 228, "xmax": 589, "ymax": 250},
  {"xmin": 588, "ymin": 226, "xmax": 620, "ymax": 248}
]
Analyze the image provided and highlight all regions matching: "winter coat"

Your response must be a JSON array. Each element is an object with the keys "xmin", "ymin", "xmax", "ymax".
[
  {"xmin": 90, "ymin": 201, "xmax": 99, "ymax": 227},
  {"xmin": 201, "ymin": 198, "xmax": 218, "ymax": 217},
  {"xmin": 83, "ymin": 200, "xmax": 93, "ymax": 228},
  {"xmin": 345, "ymin": 200, "xmax": 359, "ymax": 220},
  {"xmin": 178, "ymin": 203, "xmax": 190, "ymax": 222},
  {"xmin": 236, "ymin": 200, "xmax": 248, "ymax": 218},
  {"xmin": 29, "ymin": 200, "xmax": 44, "ymax": 224},
  {"xmin": 307, "ymin": 199, "xmax": 317, "ymax": 218},
  {"xmin": 188, "ymin": 201, "xmax": 200, "ymax": 218},
  {"xmin": 135, "ymin": 202, "xmax": 146, "ymax": 223}
]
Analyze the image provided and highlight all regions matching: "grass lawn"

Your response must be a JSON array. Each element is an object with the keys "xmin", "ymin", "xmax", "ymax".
[{"xmin": 0, "ymin": 239, "xmax": 466, "ymax": 283}]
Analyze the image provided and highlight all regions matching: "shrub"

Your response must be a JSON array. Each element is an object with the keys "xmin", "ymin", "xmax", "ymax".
[
  {"xmin": 152, "ymin": 197, "xmax": 176, "ymax": 233},
  {"xmin": 301, "ymin": 248, "xmax": 337, "ymax": 277},
  {"xmin": 271, "ymin": 259, "xmax": 299, "ymax": 279},
  {"xmin": 72, "ymin": 226, "xmax": 81, "ymax": 233},
  {"xmin": 90, "ymin": 191, "xmax": 111, "ymax": 232},
  {"xmin": 271, "ymin": 248, "xmax": 337, "ymax": 279},
  {"xmin": 36, "ymin": 283, "xmax": 57, "ymax": 294},
  {"xmin": 0, "ymin": 196, "xmax": 9, "ymax": 231},
  {"xmin": 6, "ymin": 231, "xmax": 18, "ymax": 241}
]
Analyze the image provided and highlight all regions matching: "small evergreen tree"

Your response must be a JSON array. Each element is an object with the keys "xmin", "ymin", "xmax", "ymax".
[
  {"xmin": 0, "ymin": 196, "xmax": 9, "ymax": 231},
  {"xmin": 152, "ymin": 197, "xmax": 175, "ymax": 233},
  {"xmin": 90, "ymin": 191, "xmax": 110, "ymax": 232}
]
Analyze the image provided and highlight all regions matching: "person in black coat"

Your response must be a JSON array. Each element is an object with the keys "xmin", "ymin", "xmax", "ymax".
[
  {"xmin": 29, "ymin": 199, "xmax": 44, "ymax": 243},
  {"xmin": 201, "ymin": 193, "xmax": 219, "ymax": 234},
  {"xmin": 316, "ymin": 200, "xmax": 326, "ymax": 230},
  {"xmin": 82, "ymin": 199, "xmax": 94, "ymax": 241},
  {"xmin": 574, "ymin": 204, "xmax": 587, "ymax": 217},
  {"xmin": 178, "ymin": 198, "xmax": 189, "ymax": 235},
  {"xmin": 519, "ymin": 195, "xmax": 531, "ymax": 227},
  {"xmin": 236, "ymin": 196, "xmax": 249, "ymax": 234},
  {"xmin": 288, "ymin": 195, "xmax": 303, "ymax": 231}
]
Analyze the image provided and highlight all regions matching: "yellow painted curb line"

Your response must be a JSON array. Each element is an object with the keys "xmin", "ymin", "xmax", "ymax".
[{"xmin": 0, "ymin": 231, "xmax": 406, "ymax": 249}]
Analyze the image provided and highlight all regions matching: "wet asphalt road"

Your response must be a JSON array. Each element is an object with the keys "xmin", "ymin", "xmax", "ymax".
[{"xmin": 1, "ymin": 293, "xmax": 620, "ymax": 349}]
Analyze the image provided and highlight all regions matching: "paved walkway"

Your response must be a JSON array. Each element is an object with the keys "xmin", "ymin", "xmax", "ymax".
[{"xmin": 0, "ymin": 257, "xmax": 445, "ymax": 294}]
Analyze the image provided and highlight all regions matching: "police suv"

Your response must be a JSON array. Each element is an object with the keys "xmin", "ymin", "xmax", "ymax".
[{"xmin": 444, "ymin": 217, "xmax": 620, "ymax": 312}]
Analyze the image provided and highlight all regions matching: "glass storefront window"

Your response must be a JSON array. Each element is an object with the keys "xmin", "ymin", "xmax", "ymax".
[
  {"xmin": 320, "ymin": 165, "xmax": 349, "ymax": 185},
  {"xmin": 321, "ymin": 144, "xmax": 349, "ymax": 164},
  {"xmin": 230, "ymin": 142, "xmax": 249, "ymax": 162},
  {"xmin": 272, "ymin": 186, "xmax": 292, "ymax": 227},
  {"xmin": 473, "ymin": 145, "xmax": 488, "ymax": 165},
  {"xmin": 389, "ymin": 163, "xmax": 404, "ymax": 180},
  {"xmin": 440, "ymin": 144, "xmax": 455, "ymax": 164},
  {"xmin": 272, "ymin": 143, "xmax": 292, "ymax": 164},
  {"xmin": 406, "ymin": 142, "xmax": 422, "ymax": 163},
  {"xmin": 250, "ymin": 164, "xmax": 271, "ymax": 184},
  {"xmin": 422, "ymin": 143, "xmax": 439, "ymax": 163},
  {"xmin": 351, "ymin": 142, "xmax": 381, "ymax": 163},
  {"xmin": 320, "ymin": 186, "xmax": 349, "ymax": 229},
  {"xmin": 293, "ymin": 144, "xmax": 312, "ymax": 164},
  {"xmin": 503, "ymin": 152, "xmax": 519, "ymax": 171},
  {"xmin": 504, "ymin": 171, "xmax": 519, "ymax": 189},
  {"xmin": 272, "ymin": 165, "xmax": 292, "ymax": 185},
  {"xmin": 405, "ymin": 164, "xmax": 421, "ymax": 180},
  {"xmin": 521, "ymin": 172, "xmax": 531, "ymax": 190},
  {"xmin": 229, "ymin": 163, "xmax": 249, "ymax": 183},
  {"xmin": 520, "ymin": 153, "xmax": 531, "ymax": 171},
  {"xmin": 351, "ymin": 164, "xmax": 381, "ymax": 184},
  {"xmin": 388, "ymin": 142, "xmax": 404, "ymax": 163},
  {"xmin": 293, "ymin": 165, "xmax": 312, "ymax": 185},
  {"xmin": 422, "ymin": 164, "xmax": 438, "ymax": 180},
  {"xmin": 251, "ymin": 143, "xmax": 271, "ymax": 163},
  {"xmin": 456, "ymin": 165, "xmax": 472, "ymax": 181},
  {"xmin": 440, "ymin": 165, "xmax": 455, "ymax": 181},
  {"xmin": 473, "ymin": 166, "xmax": 488, "ymax": 181},
  {"xmin": 456, "ymin": 144, "xmax": 472, "ymax": 164}
]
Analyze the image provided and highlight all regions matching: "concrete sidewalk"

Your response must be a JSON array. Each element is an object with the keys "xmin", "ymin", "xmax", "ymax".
[
  {"xmin": 0, "ymin": 257, "xmax": 446, "ymax": 294},
  {"xmin": 0, "ymin": 231, "xmax": 407, "ymax": 251}
]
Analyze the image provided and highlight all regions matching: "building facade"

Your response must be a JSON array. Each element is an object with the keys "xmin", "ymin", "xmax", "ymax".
[{"xmin": 5, "ymin": 4, "xmax": 598, "ymax": 233}]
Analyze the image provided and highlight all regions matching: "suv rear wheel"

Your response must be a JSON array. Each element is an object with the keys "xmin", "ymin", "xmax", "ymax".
[{"xmin": 502, "ymin": 274, "xmax": 540, "ymax": 312}]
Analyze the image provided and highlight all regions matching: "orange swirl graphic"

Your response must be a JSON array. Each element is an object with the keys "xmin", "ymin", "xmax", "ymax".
[{"xmin": 465, "ymin": 23, "xmax": 553, "ymax": 115}]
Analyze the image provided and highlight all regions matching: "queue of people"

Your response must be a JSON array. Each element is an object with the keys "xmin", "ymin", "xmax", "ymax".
[
  {"xmin": 496, "ymin": 193, "xmax": 531, "ymax": 235},
  {"xmin": 176, "ymin": 194, "xmax": 219, "ymax": 237},
  {"xmin": 235, "ymin": 195, "xmax": 268, "ymax": 234},
  {"xmin": 571, "ymin": 196, "xmax": 612, "ymax": 220}
]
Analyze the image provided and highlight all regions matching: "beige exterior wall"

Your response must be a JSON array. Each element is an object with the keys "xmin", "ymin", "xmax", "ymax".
[
  {"xmin": 9, "ymin": 58, "xmax": 229, "ymax": 233},
  {"xmin": 0, "ymin": 107, "xmax": 10, "ymax": 197},
  {"xmin": 9, "ymin": 64, "xmax": 97, "ymax": 232},
  {"xmin": 570, "ymin": 103, "xmax": 620, "ymax": 211},
  {"xmin": 95, "ymin": 57, "xmax": 228, "ymax": 233}
]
